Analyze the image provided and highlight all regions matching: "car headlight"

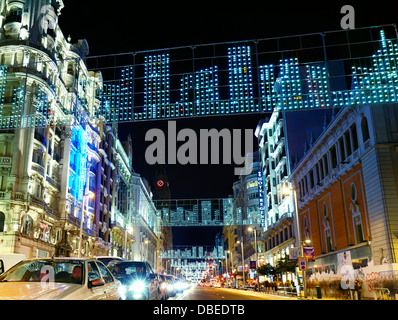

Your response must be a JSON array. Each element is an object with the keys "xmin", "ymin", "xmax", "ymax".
[
  {"xmin": 118, "ymin": 285, "xmax": 127, "ymax": 300},
  {"xmin": 130, "ymin": 280, "xmax": 146, "ymax": 292}
]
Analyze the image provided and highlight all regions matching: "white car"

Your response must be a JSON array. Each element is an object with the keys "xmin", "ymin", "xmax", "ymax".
[
  {"xmin": 0, "ymin": 257, "xmax": 121, "ymax": 300},
  {"xmin": 0, "ymin": 253, "xmax": 27, "ymax": 274}
]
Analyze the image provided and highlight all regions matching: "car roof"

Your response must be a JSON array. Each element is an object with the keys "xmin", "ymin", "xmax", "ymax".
[
  {"xmin": 21, "ymin": 257, "xmax": 94, "ymax": 261},
  {"xmin": 108, "ymin": 260, "xmax": 145, "ymax": 264}
]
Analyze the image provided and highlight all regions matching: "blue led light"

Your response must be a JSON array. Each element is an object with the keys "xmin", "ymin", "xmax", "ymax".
[{"xmin": 97, "ymin": 29, "xmax": 398, "ymax": 121}]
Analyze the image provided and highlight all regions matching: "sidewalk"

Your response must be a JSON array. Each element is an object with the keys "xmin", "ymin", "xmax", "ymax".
[{"xmin": 224, "ymin": 286, "xmax": 373, "ymax": 300}]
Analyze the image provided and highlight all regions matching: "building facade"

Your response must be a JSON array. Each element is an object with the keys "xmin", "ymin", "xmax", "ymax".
[
  {"xmin": 255, "ymin": 110, "xmax": 298, "ymax": 283},
  {"xmin": 291, "ymin": 104, "xmax": 398, "ymax": 278},
  {"xmin": 0, "ymin": 0, "xmax": 104, "ymax": 258},
  {"xmin": 0, "ymin": 0, "xmax": 159, "ymax": 268},
  {"xmin": 131, "ymin": 172, "xmax": 160, "ymax": 270}
]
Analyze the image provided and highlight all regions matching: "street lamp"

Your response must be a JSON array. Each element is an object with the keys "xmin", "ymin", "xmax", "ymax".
[
  {"xmin": 78, "ymin": 191, "xmax": 95, "ymax": 258},
  {"xmin": 283, "ymin": 184, "xmax": 308, "ymax": 298},
  {"xmin": 237, "ymin": 237, "xmax": 245, "ymax": 288},
  {"xmin": 124, "ymin": 225, "xmax": 133, "ymax": 259},
  {"xmin": 144, "ymin": 239, "xmax": 149, "ymax": 261},
  {"xmin": 226, "ymin": 250, "xmax": 229, "ymax": 287},
  {"xmin": 248, "ymin": 226, "xmax": 259, "ymax": 292}
]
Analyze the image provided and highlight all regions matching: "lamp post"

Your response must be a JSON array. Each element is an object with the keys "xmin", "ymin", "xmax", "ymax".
[
  {"xmin": 237, "ymin": 237, "xmax": 245, "ymax": 288},
  {"xmin": 283, "ymin": 184, "xmax": 308, "ymax": 298},
  {"xmin": 248, "ymin": 226, "xmax": 259, "ymax": 292},
  {"xmin": 78, "ymin": 191, "xmax": 95, "ymax": 258},
  {"xmin": 225, "ymin": 250, "xmax": 229, "ymax": 287},
  {"xmin": 144, "ymin": 239, "xmax": 149, "ymax": 261},
  {"xmin": 124, "ymin": 225, "xmax": 133, "ymax": 259}
]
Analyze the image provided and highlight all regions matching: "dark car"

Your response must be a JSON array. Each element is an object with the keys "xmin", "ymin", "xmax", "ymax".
[
  {"xmin": 95, "ymin": 256, "xmax": 125, "ymax": 266},
  {"xmin": 107, "ymin": 261, "xmax": 160, "ymax": 300},
  {"xmin": 164, "ymin": 275, "xmax": 177, "ymax": 297}
]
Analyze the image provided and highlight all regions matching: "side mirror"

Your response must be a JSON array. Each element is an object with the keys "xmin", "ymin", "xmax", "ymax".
[
  {"xmin": 147, "ymin": 273, "xmax": 156, "ymax": 280},
  {"xmin": 89, "ymin": 278, "xmax": 105, "ymax": 288}
]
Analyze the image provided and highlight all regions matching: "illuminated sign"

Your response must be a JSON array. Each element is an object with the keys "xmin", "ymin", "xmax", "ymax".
[
  {"xmin": 77, "ymin": 128, "xmax": 88, "ymax": 202},
  {"xmin": 97, "ymin": 29, "xmax": 398, "ymax": 123},
  {"xmin": 257, "ymin": 171, "xmax": 266, "ymax": 229},
  {"xmin": 157, "ymin": 179, "xmax": 165, "ymax": 187}
]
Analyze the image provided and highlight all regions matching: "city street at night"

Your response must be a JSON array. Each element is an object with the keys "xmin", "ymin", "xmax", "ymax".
[{"xmin": 170, "ymin": 285, "xmax": 297, "ymax": 301}]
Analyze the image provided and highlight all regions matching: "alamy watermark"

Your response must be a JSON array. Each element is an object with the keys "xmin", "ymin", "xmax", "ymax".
[{"xmin": 145, "ymin": 121, "xmax": 254, "ymax": 175}]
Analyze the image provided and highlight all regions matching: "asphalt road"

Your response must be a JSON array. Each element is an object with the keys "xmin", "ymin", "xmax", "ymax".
[{"xmin": 170, "ymin": 285, "xmax": 297, "ymax": 300}]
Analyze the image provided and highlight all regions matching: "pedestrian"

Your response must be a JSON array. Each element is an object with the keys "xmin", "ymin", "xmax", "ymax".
[{"xmin": 354, "ymin": 280, "xmax": 362, "ymax": 300}]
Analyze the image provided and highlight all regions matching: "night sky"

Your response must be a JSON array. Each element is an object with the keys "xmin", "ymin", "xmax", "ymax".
[{"xmin": 58, "ymin": 1, "xmax": 397, "ymax": 245}]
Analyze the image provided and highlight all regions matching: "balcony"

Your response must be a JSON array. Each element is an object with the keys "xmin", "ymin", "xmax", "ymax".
[
  {"xmin": 31, "ymin": 163, "xmax": 45, "ymax": 176},
  {"xmin": 0, "ymin": 191, "xmax": 10, "ymax": 200},
  {"xmin": 5, "ymin": 14, "xmax": 22, "ymax": 24},
  {"xmin": 46, "ymin": 175, "xmax": 60, "ymax": 190},
  {"xmin": 0, "ymin": 156, "xmax": 12, "ymax": 166},
  {"xmin": 34, "ymin": 131, "xmax": 47, "ymax": 147},
  {"xmin": 87, "ymin": 142, "xmax": 97, "ymax": 152}
]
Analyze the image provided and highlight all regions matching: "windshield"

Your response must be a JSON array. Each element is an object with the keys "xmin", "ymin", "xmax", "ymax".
[
  {"xmin": 0, "ymin": 259, "xmax": 84, "ymax": 285},
  {"xmin": 108, "ymin": 262, "xmax": 145, "ymax": 281}
]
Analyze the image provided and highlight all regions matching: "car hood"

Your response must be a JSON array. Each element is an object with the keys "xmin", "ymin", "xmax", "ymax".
[{"xmin": 0, "ymin": 282, "xmax": 82, "ymax": 300}]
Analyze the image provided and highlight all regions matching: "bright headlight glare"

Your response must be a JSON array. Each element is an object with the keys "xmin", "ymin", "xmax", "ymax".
[
  {"xmin": 118, "ymin": 285, "xmax": 127, "ymax": 300},
  {"xmin": 118, "ymin": 285, "xmax": 127, "ymax": 295},
  {"xmin": 130, "ymin": 280, "xmax": 146, "ymax": 292}
]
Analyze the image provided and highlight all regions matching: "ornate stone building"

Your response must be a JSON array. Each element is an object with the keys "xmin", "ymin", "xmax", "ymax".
[
  {"xmin": 291, "ymin": 103, "xmax": 398, "ymax": 273},
  {"xmin": 0, "ymin": 0, "xmax": 149, "ymax": 261}
]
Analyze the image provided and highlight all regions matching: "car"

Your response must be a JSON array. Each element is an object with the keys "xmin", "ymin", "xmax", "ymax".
[
  {"xmin": 107, "ymin": 261, "xmax": 160, "ymax": 300},
  {"xmin": 0, "ymin": 253, "xmax": 27, "ymax": 274},
  {"xmin": 0, "ymin": 257, "xmax": 121, "ymax": 300},
  {"xmin": 157, "ymin": 274, "xmax": 169, "ymax": 300},
  {"xmin": 174, "ymin": 278, "xmax": 189, "ymax": 293},
  {"xmin": 164, "ymin": 274, "xmax": 176, "ymax": 297},
  {"xmin": 95, "ymin": 256, "xmax": 125, "ymax": 266}
]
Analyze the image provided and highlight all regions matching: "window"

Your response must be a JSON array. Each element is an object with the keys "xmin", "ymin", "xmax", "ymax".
[
  {"xmin": 361, "ymin": 117, "xmax": 370, "ymax": 142},
  {"xmin": 319, "ymin": 160, "xmax": 324, "ymax": 181},
  {"xmin": 330, "ymin": 146, "xmax": 338, "ymax": 168},
  {"xmin": 0, "ymin": 212, "xmax": 4, "ymax": 232},
  {"xmin": 339, "ymin": 137, "xmax": 346, "ymax": 160},
  {"xmin": 323, "ymin": 203, "xmax": 333, "ymax": 252},
  {"xmin": 87, "ymin": 261, "xmax": 101, "ymax": 282},
  {"xmin": 246, "ymin": 181, "xmax": 258, "ymax": 189},
  {"xmin": 344, "ymin": 130, "xmax": 352, "ymax": 156},
  {"xmin": 310, "ymin": 170, "xmax": 315, "ymax": 189},
  {"xmin": 350, "ymin": 182, "xmax": 364, "ymax": 244},
  {"xmin": 323, "ymin": 155, "xmax": 329, "ymax": 175},
  {"xmin": 145, "ymin": 262, "xmax": 155, "ymax": 277},
  {"xmin": 0, "ymin": 174, "xmax": 7, "ymax": 191},
  {"xmin": 247, "ymin": 192, "xmax": 258, "ymax": 201},
  {"xmin": 351, "ymin": 123, "xmax": 359, "ymax": 150},
  {"xmin": 21, "ymin": 214, "xmax": 33, "ymax": 237},
  {"xmin": 96, "ymin": 261, "xmax": 114, "ymax": 284}
]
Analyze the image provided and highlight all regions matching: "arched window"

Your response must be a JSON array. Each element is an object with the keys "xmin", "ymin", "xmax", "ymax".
[
  {"xmin": 322, "ymin": 203, "xmax": 333, "ymax": 252},
  {"xmin": 361, "ymin": 117, "xmax": 370, "ymax": 143},
  {"xmin": 0, "ymin": 212, "xmax": 5, "ymax": 232},
  {"xmin": 350, "ymin": 182, "xmax": 364, "ymax": 244},
  {"xmin": 21, "ymin": 214, "xmax": 33, "ymax": 237}
]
